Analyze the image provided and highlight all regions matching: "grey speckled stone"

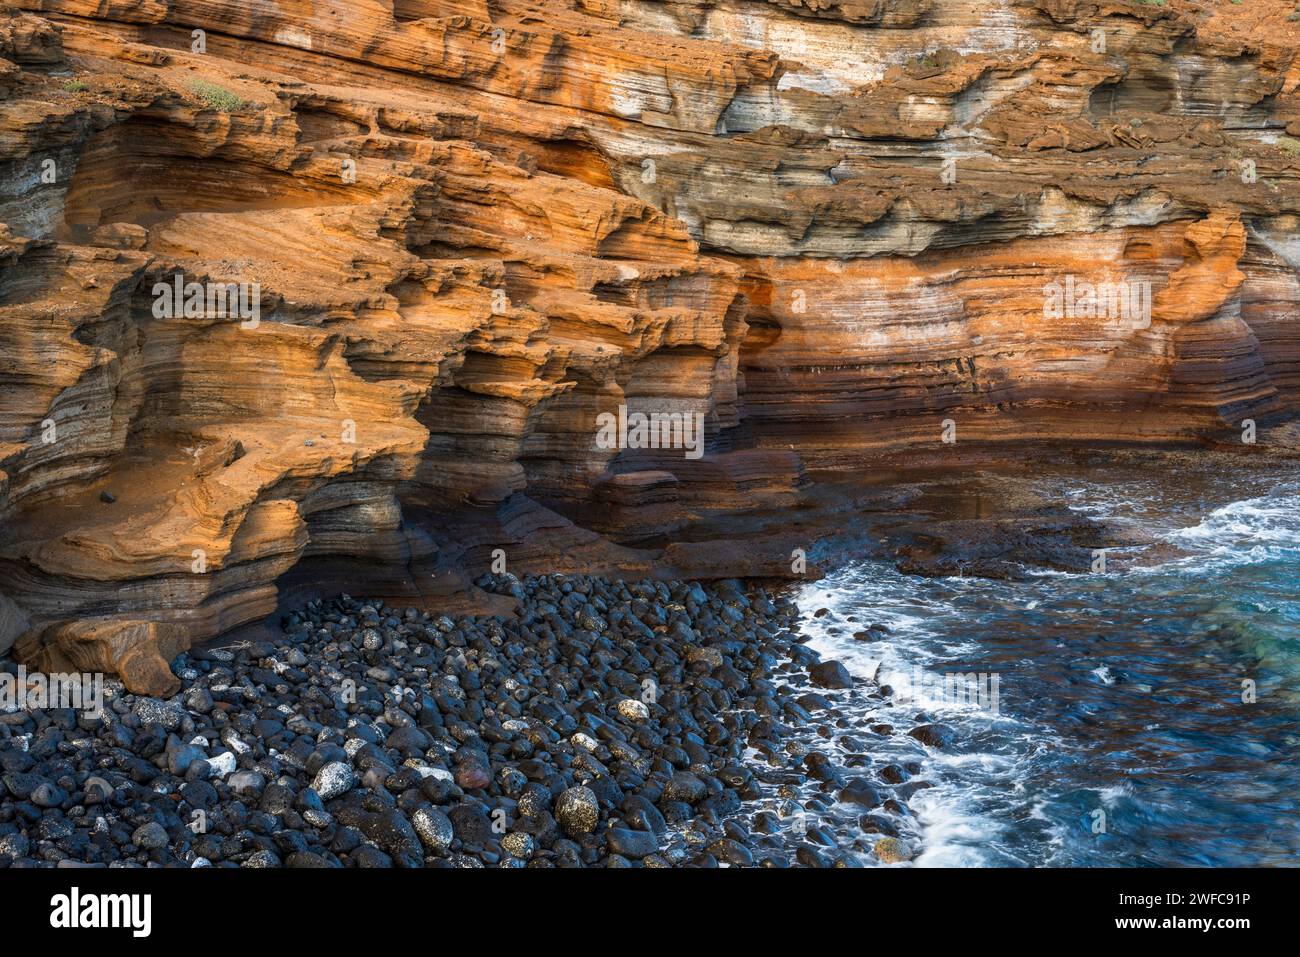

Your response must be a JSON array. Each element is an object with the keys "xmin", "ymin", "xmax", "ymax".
[
  {"xmin": 132, "ymin": 822, "xmax": 168, "ymax": 850},
  {"xmin": 412, "ymin": 805, "xmax": 454, "ymax": 850},
  {"xmin": 311, "ymin": 761, "xmax": 354, "ymax": 800},
  {"xmin": 133, "ymin": 697, "xmax": 185, "ymax": 731}
]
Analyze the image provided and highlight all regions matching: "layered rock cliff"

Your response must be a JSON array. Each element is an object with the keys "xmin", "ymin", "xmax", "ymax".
[{"xmin": 1, "ymin": 0, "xmax": 1298, "ymax": 691}]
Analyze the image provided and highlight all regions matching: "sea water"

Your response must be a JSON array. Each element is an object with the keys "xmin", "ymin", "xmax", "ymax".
[{"xmin": 795, "ymin": 466, "xmax": 1300, "ymax": 866}]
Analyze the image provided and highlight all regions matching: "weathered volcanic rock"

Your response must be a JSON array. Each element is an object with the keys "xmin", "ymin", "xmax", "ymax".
[
  {"xmin": 0, "ymin": 577, "xmax": 894, "ymax": 868},
  {"xmin": 1, "ymin": 0, "xmax": 1299, "ymax": 687}
]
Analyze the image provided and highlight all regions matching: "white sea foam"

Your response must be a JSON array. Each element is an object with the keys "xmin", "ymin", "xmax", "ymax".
[
  {"xmin": 791, "ymin": 474, "xmax": 1300, "ymax": 866},
  {"xmin": 910, "ymin": 791, "xmax": 1005, "ymax": 867},
  {"xmin": 1127, "ymin": 489, "xmax": 1300, "ymax": 576},
  {"xmin": 1170, "ymin": 494, "xmax": 1300, "ymax": 548}
]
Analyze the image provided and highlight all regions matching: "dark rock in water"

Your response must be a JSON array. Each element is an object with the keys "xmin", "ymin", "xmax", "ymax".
[
  {"xmin": 874, "ymin": 837, "xmax": 915, "ymax": 864},
  {"xmin": 796, "ymin": 692, "xmax": 834, "ymax": 712},
  {"xmin": 796, "ymin": 845, "xmax": 829, "ymax": 868},
  {"xmin": 99, "ymin": 490, "xmax": 116, "ymax": 504},
  {"xmin": 893, "ymin": 513, "xmax": 1138, "ymax": 579},
  {"xmin": 809, "ymin": 660, "xmax": 853, "ymax": 689},
  {"xmin": 838, "ymin": 778, "xmax": 883, "ymax": 809},
  {"xmin": 896, "ymin": 780, "xmax": 936, "ymax": 800},
  {"xmin": 605, "ymin": 827, "xmax": 658, "ymax": 858},
  {"xmin": 908, "ymin": 724, "xmax": 957, "ymax": 749},
  {"xmin": 789, "ymin": 644, "xmax": 821, "ymax": 667},
  {"xmin": 858, "ymin": 813, "xmax": 900, "ymax": 837},
  {"xmin": 877, "ymin": 763, "xmax": 908, "ymax": 784},
  {"xmin": 803, "ymin": 752, "xmax": 842, "ymax": 785},
  {"xmin": 806, "ymin": 826, "xmax": 837, "ymax": 847},
  {"xmin": 661, "ymin": 771, "xmax": 707, "ymax": 804},
  {"xmin": 882, "ymin": 799, "xmax": 909, "ymax": 817},
  {"xmin": 708, "ymin": 838, "xmax": 754, "ymax": 866}
]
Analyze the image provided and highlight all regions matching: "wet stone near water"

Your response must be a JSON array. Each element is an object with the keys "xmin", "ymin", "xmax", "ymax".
[{"xmin": 0, "ymin": 574, "xmax": 937, "ymax": 867}]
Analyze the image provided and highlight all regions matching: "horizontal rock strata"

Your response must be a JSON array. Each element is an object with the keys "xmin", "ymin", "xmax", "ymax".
[{"xmin": 1, "ymin": 0, "xmax": 1299, "ymax": 689}]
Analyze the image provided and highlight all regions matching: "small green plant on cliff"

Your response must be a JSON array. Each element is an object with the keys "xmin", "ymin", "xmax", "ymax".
[
  {"xmin": 62, "ymin": 79, "xmax": 86, "ymax": 92},
  {"xmin": 187, "ymin": 78, "xmax": 244, "ymax": 112},
  {"xmin": 905, "ymin": 51, "xmax": 946, "ymax": 77},
  {"xmin": 1276, "ymin": 136, "xmax": 1300, "ymax": 156}
]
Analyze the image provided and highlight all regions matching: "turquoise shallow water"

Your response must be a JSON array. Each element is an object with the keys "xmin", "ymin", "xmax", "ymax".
[{"xmin": 796, "ymin": 470, "xmax": 1300, "ymax": 866}]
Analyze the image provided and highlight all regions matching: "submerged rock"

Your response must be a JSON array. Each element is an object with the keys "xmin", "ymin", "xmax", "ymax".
[
  {"xmin": 908, "ymin": 724, "xmax": 957, "ymax": 749},
  {"xmin": 874, "ymin": 837, "xmax": 915, "ymax": 864},
  {"xmin": 809, "ymin": 660, "xmax": 854, "ymax": 689}
]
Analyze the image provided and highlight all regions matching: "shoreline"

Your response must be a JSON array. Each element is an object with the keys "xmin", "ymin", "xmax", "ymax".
[
  {"xmin": 0, "ymin": 575, "xmax": 933, "ymax": 868},
  {"xmin": 9, "ymin": 438, "xmax": 1299, "ymax": 697},
  {"xmin": 4, "ymin": 447, "xmax": 1298, "ymax": 868},
  {"xmin": 217, "ymin": 439, "xmax": 1300, "ymax": 644}
]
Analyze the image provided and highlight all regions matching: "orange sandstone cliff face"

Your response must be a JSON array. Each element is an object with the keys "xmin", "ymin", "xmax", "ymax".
[{"xmin": 0, "ymin": 0, "xmax": 1298, "ymax": 691}]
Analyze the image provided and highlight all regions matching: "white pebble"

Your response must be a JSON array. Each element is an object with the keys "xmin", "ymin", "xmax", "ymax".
[{"xmin": 207, "ymin": 751, "xmax": 236, "ymax": 778}]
